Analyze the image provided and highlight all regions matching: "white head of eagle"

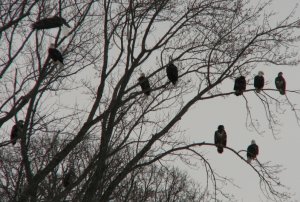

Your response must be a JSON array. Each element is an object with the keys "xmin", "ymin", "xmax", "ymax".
[
  {"xmin": 258, "ymin": 71, "xmax": 264, "ymax": 76},
  {"xmin": 49, "ymin": 43, "xmax": 56, "ymax": 49}
]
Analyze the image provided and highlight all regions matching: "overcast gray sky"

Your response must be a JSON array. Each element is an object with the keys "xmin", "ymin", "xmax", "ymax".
[{"xmin": 181, "ymin": 1, "xmax": 300, "ymax": 201}]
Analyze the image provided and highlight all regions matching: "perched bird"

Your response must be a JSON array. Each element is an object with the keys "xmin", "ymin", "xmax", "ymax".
[
  {"xmin": 234, "ymin": 76, "xmax": 246, "ymax": 96},
  {"xmin": 63, "ymin": 169, "xmax": 76, "ymax": 187},
  {"xmin": 166, "ymin": 63, "xmax": 178, "ymax": 85},
  {"xmin": 32, "ymin": 16, "xmax": 70, "ymax": 30},
  {"xmin": 10, "ymin": 120, "xmax": 24, "ymax": 145},
  {"xmin": 254, "ymin": 71, "xmax": 264, "ymax": 93},
  {"xmin": 275, "ymin": 72, "xmax": 286, "ymax": 95},
  {"xmin": 48, "ymin": 43, "xmax": 64, "ymax": 67},
  {"xmin": 138, "ymin": 73, "xmax": 151, "ymax": 96},
  {"xmin": 247, "ymin": 140, "xmax": 259, "ymax": 163},
  {"xmin": 214, "ymin": 125, "xmax": 227, "ymax": 154}
]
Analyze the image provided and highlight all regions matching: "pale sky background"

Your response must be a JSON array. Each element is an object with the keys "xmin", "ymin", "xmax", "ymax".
[
  {"xmin": 44, "ymin": 1, "xmax": 300, "ymax": 201},
  {"xmin": 1, "ymin": 1, "xmax": 299, "ymax": 201},
  {"xmin": 180, "ymin": 1, "xmax": 300, "ymax": 201}
]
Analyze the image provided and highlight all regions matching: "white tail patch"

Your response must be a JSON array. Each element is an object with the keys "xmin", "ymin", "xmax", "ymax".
[
  {"xmin": 54, "ymin": 60, "xmax": 64, "ymax": 68},
  {"xmin": 62, "ymin": 26, "xmax": 71, "ymax": 37}
]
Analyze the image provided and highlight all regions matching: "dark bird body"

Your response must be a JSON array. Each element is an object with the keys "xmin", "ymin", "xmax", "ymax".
[
  {"xmin": 247, "ymin": 140, "xmax": 259, "ymax": 163},
  {"xmin": 234, "ymin": 76, "xmax": 246, "ymax": 96},
  {"xmin": 254, "ymin": 71, "xmax": 264, "ymax": 93},
  {"xmin": 166, "ymin": 63, "xmax": 178, "ymax": 85},
  {"xmin": 32, "ymin": 16, "xmax": 70, "ymax": 30},
  {"xmin": 63, "ymin": 170, "xmax": 76, "ymax": 187},
  {"xmin": 214, "ymin": 125, "xmax": 227, "ymax": 154},
  {"xmin": 10, "ymin": 120, "xmax": 24, "ymax": 145},
  {"xmin": 138, "ymin": 73, "xmax": 151, "ymax": 96},
  {"xmin": 275, "ymin": 72, "xmax": 286, "ymax": 95},
  {"xmin": 48, "ymin": 44, "xmax": 64, "ymax": 67}
]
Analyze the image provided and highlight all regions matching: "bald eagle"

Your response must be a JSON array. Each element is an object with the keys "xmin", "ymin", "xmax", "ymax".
[
  {"xmin": 138, "ymin": 73, "xmax": 151, "ymax": 96},
  {"xmin": 63, "ymin": 169, "xmax": 76, "ymax": 187},
  {"xmin": 48, "ymin": 44, "xmax": 64, "ymax": 67},
  {"xmin": 32, "ymin": 16, "xmax": 70, "ymax": 30},
  {"xmin": 234, "ymin": 76, "xmax": 246, "ymax": 96},
  {"xmin": 247, "ymin": 140, "xmax": 259, "ymax": 163},
  {"xmin": 166, "ymin": 63, "xmax": 178, "ymax": 85},
  {"xmin": 11, "ymin": 120, "xmax": 24, "ymax": 145},
  {"xmin": 214, "ymin": 125, "xmax": 227, "ymax": 154},
  {"xmin": 254, "ymin": 71, "xmax": 264, "ymax": 93},
  {"xmin": 275, "ymin": 72, "xmax": 286, "ymax": 95}
]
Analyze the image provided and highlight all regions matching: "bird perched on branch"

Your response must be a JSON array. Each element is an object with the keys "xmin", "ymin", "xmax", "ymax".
[
  {"xmin": 48, "ymin": 43, "xmax": 64, "ymax": 67},
  {"xmin": 275, "ymin": 72, "xmax": 286, "ymax": 95},
  {"xmin": 234, "ymin": 76, "xmax": 246, "ymax": 96},
  {"xmin": 254, "ymin": 71, "xmax": 264, "ymax": 93},
  {"xmin": 10, "ymin": 120, "xmax": 24, "ymax": 145},
  {"xmin": 166, "ymin": 62, "xmax": 178, "ymax": 85},
  {"xmin": 63, "ymin": 169, "xmax": 76, "ymax": 187},
  {"xmin": 247, "ymin": 140, "xmax": 259, "ymax": 163},
  {"xmin": 214, "ymin": 125, "xmax": 227, "ymax": 154},
  {"xmin": 138, "ymin": 73, "xmax": 151, "ymax": 96},
  {"xmin": 32, "ymin": 16, "xmax": 71, "ymax": 30}
]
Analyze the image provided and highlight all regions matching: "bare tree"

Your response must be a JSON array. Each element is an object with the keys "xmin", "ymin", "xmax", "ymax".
[
  {"xmin": 0, "ymin": 0, "xmax": 299, "ymax": 201},
  {"xmin": 109, "ymin": 163, "xmax": 210, "ymax": 202}
]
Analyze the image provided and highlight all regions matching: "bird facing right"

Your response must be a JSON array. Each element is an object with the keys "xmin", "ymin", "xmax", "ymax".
[
  {"xmin": 11, "ymin": 120, "xmax": 24, "ymax": 145},
  {"xmin": 275, "ymin": 72, "xmax": 286, "ymax": 95},
  {"xmin": 32, "ymin": 16, "xmax": 71, "ymax": 30},
  {"xmin": 48, "ymin": 43, "xmax": 64, "ymax": 68},
  {"xmin": 138, "ymin": 73, "xmax": 151, "ymax": 96}
]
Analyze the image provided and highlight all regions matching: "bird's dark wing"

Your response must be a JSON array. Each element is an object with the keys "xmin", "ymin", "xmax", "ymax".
[
  {"xmin": 282, "ymin": 77, "xmax": 286, "ymax": 90},
  {"xmin": 275, "ymin": 77, "xmax": 286, "ymax": 94},
  {"xmin": 63, "ymin": 173, "xmax": 71, "ymax": 187},
  {"xmin": 166, "ymin": 63, "xmax": 178, "ymax": 84},
  {"xmin": 223, "ymin": 132, "xmax": 227, "ymax": 146},
  {"xmin": 247, "ymin": 144, "xmax": 257, "ymax": 158},
  {"xmin": 254, "ymin": 76, "xmax": 259, "ymax": 88},
  {"xmin": 260, "ymin": 76, "xmax": 265, "ymax": 88},
  {"xmin": 214, "ymin": 131, "xmax": 218, "ymax": 144},
  {"xmin": 143, "ymin": 79, "xmax": 151, "ymax": 95},
  {"xmin": 254, "ymin": 144, "xmax": 259, "ymax": 155},
  {"xmin": 63, "ymin": 170, "xmax": 76, "ymax": 187},
  {"xmin": 49, "ymin": 48, "xmax": 63, "ymax": 63},
  {"xmin": 10, "ymin": 125, "xmax": 19, "ymax": 145},
  {"xmin": 254, "ymin": 76, "xmax": 264, "ymax": 89},
  {"xmin": 247, "ymin": 145, "xmax": 252, "ymax": 153},
  {"xmin": 241, "ymin": 78, "xmax": 246, "ymax": 90},
  {"xmin": 10, "ymin": 125, "xmax": 17, "ymax": 140},
  {"xmin": 233, "ymin": 78, "xmax": 239, "ymax": 90},
  {"xmin": 275, "ymin": 77, "xmax": 282, "ymax": 89},
  {"xmin": 234, "ymin": 78, "xmax": 244, "ymax": 90},
  {"xmin": 138, "ymin": 76, "xmax": 151, "ymax": 95},
  {"xmin": 32, "ymin": 17, "xmax": 63, "ymax": 30}
]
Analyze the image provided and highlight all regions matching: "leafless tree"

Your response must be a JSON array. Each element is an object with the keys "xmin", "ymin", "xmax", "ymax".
[{"xmin": 0, "ymin": 0, "xmax": 299, "ymax": 201}]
